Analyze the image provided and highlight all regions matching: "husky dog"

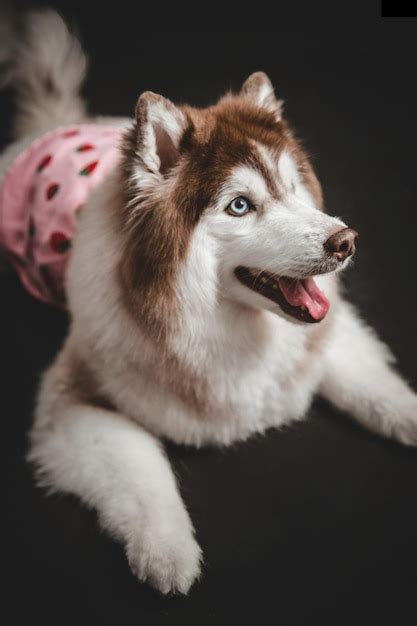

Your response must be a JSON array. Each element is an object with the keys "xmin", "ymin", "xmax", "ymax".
[{"xmin": 1, "ymin": 11, "xmax": 416, "ymax": 595}]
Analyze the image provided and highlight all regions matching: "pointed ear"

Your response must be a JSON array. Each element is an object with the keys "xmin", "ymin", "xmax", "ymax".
[
  {"xmin": 134, "ymin": 91, "xmax": 188, "ymax": 175},
  {"xmin": 240, "ymin": 72, "xmax": 283, "ymax": 119}
]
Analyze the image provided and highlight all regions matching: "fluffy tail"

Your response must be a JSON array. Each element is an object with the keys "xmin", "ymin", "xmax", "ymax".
[{"xmin": 1, "ymin": 9, "xmax": 88, "ymax": 138}]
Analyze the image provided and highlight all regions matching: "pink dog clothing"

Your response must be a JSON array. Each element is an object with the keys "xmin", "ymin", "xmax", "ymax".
[{"xmin": 0, "ymin": 124, "xmax": 124, "ymax": 306}]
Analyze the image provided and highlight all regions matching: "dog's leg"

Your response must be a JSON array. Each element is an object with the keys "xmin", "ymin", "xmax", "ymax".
[
  {"xmin": 29, "ymin": 366, "xmax": 202, "ymax": 594},
  {"xmin": 319, "ymin": 301, "xmax": 417, "ymax": 445}
]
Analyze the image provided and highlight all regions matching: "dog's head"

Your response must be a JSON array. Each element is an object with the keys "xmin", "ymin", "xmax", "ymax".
[{"xmin": 121, "ymin": 72, "xmax": 357, "ymax": 328}]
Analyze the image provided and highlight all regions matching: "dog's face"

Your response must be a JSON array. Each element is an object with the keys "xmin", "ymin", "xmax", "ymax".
[{"xmin": 121, "ymin": 72, "xmax": 357, "ymax": 327}]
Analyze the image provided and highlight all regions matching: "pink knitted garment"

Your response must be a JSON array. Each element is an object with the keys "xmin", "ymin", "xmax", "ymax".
[{"xmin": 0, "ymin": 124, "xmax": 124, "ymax": 306}]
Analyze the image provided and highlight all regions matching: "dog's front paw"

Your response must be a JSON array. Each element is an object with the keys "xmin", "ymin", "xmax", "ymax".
[{"xmin": 126, "ymin": 523, "xmax": 203, "ymax": 595}]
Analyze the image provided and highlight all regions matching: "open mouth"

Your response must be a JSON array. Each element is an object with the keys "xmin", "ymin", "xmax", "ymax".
[{"xmin": 234, "ymin": 266, "xmax": 330, "ymax": 323}]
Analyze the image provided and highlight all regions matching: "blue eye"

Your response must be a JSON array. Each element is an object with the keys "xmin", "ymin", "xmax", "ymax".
[{"xmin": 227, "ymin": 196, "xmax": 251, "ymax": 216}]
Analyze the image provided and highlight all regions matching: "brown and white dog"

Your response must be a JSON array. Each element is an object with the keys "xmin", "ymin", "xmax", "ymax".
[{"xmin": 1, "ymin": 11, "xmax": 416, "ymax": 595}]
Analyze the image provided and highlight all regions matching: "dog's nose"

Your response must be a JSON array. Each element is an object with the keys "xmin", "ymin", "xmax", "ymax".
[{"xmin": 324, "ymin": 227, "xmax": 358, "ymax": 261}]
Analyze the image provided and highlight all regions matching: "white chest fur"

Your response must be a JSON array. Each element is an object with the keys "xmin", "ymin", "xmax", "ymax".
[{"xmin": 66, "ymin": 169, "xmax": 334, "ymax": 447}]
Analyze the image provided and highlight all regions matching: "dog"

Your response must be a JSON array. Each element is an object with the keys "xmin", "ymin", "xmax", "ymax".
[{"xmin": 1, "ymin": 10, "xmax": 416, "ymax": 595}]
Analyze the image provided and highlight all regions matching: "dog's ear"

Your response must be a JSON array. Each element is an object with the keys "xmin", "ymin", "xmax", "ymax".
[
  {"xmin": 240, "ymin": 72, "xmax": 283, "ymax": 119},
  {"xmin": 134, "ymin": 91, "xmax": 187, "ymax": 175}
]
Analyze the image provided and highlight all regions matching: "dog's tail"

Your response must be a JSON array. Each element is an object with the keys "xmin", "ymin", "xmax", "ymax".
[{"xmin": 1, "ymin": 9, "xmax": 88, "ymax": 138}]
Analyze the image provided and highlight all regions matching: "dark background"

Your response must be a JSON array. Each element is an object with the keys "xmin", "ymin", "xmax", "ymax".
[{"xmin": 2, "ymin": 2, "xmax": 417, "ymax": 625}]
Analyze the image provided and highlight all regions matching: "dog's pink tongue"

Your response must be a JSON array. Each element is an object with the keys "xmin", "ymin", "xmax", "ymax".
[{"xmin": 278, "ymin": 277, "xmax": 330, "ymax": 321}]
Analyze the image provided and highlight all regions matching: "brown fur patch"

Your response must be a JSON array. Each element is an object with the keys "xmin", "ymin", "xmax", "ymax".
[{"xmin": 68, "ymin": 350, "xmax": 112, "ymax": 409}]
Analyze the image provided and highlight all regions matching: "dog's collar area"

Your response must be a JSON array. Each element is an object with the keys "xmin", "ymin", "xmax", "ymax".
[{"xmin": 234, "ymin": 266, "xmax": 330, "ymax": 323}]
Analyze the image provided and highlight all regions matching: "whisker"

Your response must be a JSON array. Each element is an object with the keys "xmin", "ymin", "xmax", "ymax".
[
  {"xmin": 264, "ymin": 271, "xmax": 279, "ymax": 288},
  {"xmin": 251, "ymin": 268, "xmax": 265, "ymax": 289}
]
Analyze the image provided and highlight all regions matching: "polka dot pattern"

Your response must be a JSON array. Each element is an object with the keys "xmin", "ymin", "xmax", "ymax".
[
  {"xmin": 79, "ymin": 160, "xmax": 99, "ymax": 176},
  {"xmin": 50, "ymin": 232, "xmax": 71, "ymax": 254},
  {"xmin": 46, "ymin": 183, "xmax": 60, "ymax": 200},
  {"xmin": 0, "ymin": 123, "xmax": 124, "ymax": 306},
  {"xmin": 36, "ymin": 154, "xmax": 52, "ymax": 172},
  {"xmin": 76, "ymin": 143, "xmax": 94, "ymax": 152}
]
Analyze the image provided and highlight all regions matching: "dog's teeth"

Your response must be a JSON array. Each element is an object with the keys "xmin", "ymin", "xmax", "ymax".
[
  {"xmin": 272, "ymin": 283, "xmax": 278, "ymax": 290},
  {"xmin": 300, "ymin": 306, "xmax": 307, "ymax": 311},
  {"xmin": 260, "ymin": 276, "xmax": 267, "ymax": 284}
]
